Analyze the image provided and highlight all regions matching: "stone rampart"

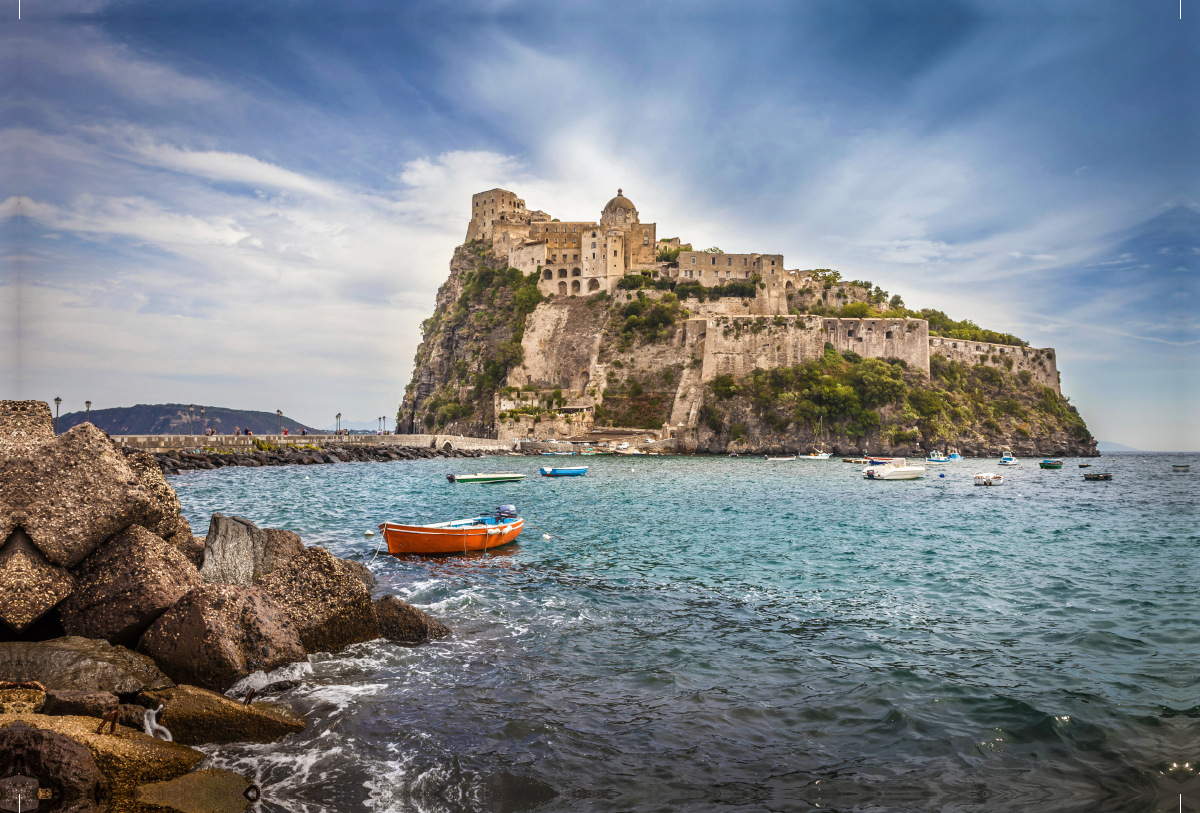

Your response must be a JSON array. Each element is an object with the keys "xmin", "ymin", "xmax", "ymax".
[
  {"xmin": 822, "ymin": 318, "xmax": 930, "ymax": 373},
  {"xmin": 928, "ymin": 337, "xmax": 1060, "ymax": 395},
  {"xmin": 699, "ymin": 315, "xmax": 830, "ymax": 382}
]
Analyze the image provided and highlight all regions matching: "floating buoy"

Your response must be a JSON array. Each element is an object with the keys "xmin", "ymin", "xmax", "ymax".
[
  {"xmin": 939, "ymin": 473, "xmax": 946, "ymax": 478},
  {"xmin": 304, "ymin": 476, "xmax": 309, "ymax": 480},
  {"xmin": 364, "ymin": 530, "xmax": 375, "ymax": 537},
  {"xmin": 542, "ymin": 533, "xmax": 551, "ymax": 540}
]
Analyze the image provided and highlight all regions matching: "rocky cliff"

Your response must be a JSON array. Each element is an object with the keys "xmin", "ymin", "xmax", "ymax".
[{"xmin": 398, "ymin": 244, "xmax": 1097, "ymax": 457}]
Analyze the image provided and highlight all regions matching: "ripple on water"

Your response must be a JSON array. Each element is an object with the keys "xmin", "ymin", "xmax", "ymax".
[{"xmin": 175, "ymin": 453, "xmax": 1200, "ymax": 812}]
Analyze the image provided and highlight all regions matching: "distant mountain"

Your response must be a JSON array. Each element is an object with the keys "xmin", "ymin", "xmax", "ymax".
[
  {"xmin": 1096, "ymin": 441, "xmax": 1142, "ymax": 452},
  {"xmin": 57, "ymin": 404, "xmax": 321, "ymax": 436}
]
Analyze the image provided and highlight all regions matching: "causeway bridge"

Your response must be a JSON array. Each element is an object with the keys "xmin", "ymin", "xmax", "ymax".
[{"xmin": 111, "ymin": 433, "xmax": 515, "ymax": 453}]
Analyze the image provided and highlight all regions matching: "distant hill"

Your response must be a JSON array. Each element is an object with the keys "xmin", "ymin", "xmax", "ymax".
[
  {"xmin": 1096, "ymin": 441, "xmax": 1143, "ymax": 452},
  {"xmin": 57, "ymin": 404, "xmax": 321, "ymax": 436}
]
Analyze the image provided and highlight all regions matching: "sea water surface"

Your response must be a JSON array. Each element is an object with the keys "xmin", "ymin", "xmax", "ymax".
[{"xmin": 172, "ymin": 453, "xmax": 1199, "ymax": 813}]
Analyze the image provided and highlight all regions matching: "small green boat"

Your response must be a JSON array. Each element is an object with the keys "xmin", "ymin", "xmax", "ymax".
[
  {"xmin": 446, "ymin": 472, "xmax": 526, "ymax": 484},
  {"xmin": 1039, "ymin": 459, "xmax": 1063, "ymax": 469}
]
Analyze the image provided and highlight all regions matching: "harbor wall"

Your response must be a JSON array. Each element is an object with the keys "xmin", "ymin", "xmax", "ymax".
[{"xmin": 111, "ymin": 433, "xmax": 514, "ymax": 452}]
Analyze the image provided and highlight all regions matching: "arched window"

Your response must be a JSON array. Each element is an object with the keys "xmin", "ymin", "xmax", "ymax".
[
  {"xmin": 591, "ymin": 242, "xmax": 596, "ymax": 248},
  {"xmin": 571, "ymin": 268, "xmax": 581, "ymax": 277},
  {"xmin": 558, "ymin": 281, "xmax": 567, "ymax": 295},
  {"xmin": 591, "ymin": 231, "xmax": 596, "ymax": 237},
  {"xmin": 558, "ymin": 268, "xmax": 568, "ymax": 278},
  {"xmin": 588, "ymin": 278, "xmax": 600, "ymax": 291},
  {"xmin": 571, "ymin": 280, "xmax": 581, "ymax": 293},
  {"xmin": 542, "ymin": 269, "xmax": 552, "ymax": 280}
]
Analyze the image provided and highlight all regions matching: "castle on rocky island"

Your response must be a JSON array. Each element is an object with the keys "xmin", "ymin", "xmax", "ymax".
[{"xmin": 410, "ymin": 187, "xmax": 1073, "ymax": 449}]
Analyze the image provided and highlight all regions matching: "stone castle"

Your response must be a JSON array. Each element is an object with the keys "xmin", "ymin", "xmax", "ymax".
[{"xmin": 463, "ymin": 188, "xmax": 1061, "ymax": 442}]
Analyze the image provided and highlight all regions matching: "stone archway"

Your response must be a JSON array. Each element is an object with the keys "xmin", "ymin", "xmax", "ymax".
[
  {"xmin": 442, "ymin": 440, "xmax": 454, "ymax": 451},
  {"xmin": 571, "ymin": 279, "xmax": 581, "ymax": 293},
  {"xmin": 558, "ymin": 281, "xmax": 567, "ymax": 295},
  {"xmin": 587, "ymin": 278, "xmax": 600, "ymax": 291},
  {"xmin": 785, "ymin": 280, "xmax": 795, "ymax": 289},
  {"xmin": 557, "ymin": 268, "xmax": 568, "ymax": 279},
  {"xmin": 571, "ymin": 267, "xmax": 581, "ymax": 277},
  {"xmin": 543, "ymin": 269, "xmax": 552, "ymax": 280}
]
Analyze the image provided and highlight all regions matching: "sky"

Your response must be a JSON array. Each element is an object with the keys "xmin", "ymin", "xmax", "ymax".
[{"xmin": 2, "ymin": 0, "xmax": 1196, "ymax": 449}]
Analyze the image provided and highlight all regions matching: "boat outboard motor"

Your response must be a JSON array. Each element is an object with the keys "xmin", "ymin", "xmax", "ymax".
[{"xmin": 494, "ymin": 504, "xmax": 518, "ymax": 520}]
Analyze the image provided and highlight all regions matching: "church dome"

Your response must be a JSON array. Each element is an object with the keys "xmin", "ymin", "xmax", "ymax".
[{"xmin": 603, "ymin": 189, "xmax": 636, "ymax": 214}]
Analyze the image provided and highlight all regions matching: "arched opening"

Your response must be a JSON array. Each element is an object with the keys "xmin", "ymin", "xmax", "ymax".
[
  {"xmin": 587, "ymin": 278, "xmax": 600, "ymax": 291},
  {"xmin": 557, "ymin": 268, "xmax": 567, "ymax": 278},
  {"xmin": 571, "ymin": 280, "xmax": 581, "ymax": 293},
  {"xmin": 571, "ymin": 267, "xmax": 581, "ymax": 277},
  {"xmin": 442, "ymin": 441, "xmax": 454, "ymax": 451},
  {"xmin": 558, "ymin": 281, "xmax": 567, "ymax": 295},
  {"xmin": 542, "ymin": 269, "xmax": 552, "ymax": 280},
  {"xmin": 785, "ymin": 280, "xmax": 794, "ymax": 289}
]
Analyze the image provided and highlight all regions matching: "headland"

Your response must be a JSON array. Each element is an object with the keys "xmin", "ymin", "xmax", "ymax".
[{"xmin": 399, "ymin": 188, "xmax": 1097, "ymax": 457}]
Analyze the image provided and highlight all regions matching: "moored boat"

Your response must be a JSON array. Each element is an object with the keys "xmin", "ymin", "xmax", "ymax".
[
  {"xmin": 765, "ymin": 455, "xmax": 796, "ymax": 462},
  {"xmin": 1039, "ymin": 459, "xmax": 1064, "ymax": 469},
  {"xmin": 1083, "ymin": 472, "xmax": 1113, "ymax": 481},
  {"xmin": 926, "ymin": 450, "xmax": 949, "ymax": 464},
  {"xmin": 998, "ymin": 450, "xmax": 1018, "ymax": 467},
  {"xmin": 1079, "ymin": 463, "xmax": 1092, "ymax": 468},
  {"xmin": 1173, "ymin": 464, "xmax": 1190, "ymax": 472},
  {"xmin": 843, "ymin": 457, "xmax": 869, "ymax": 463},
  {"xmin": 446, "ymin": 472, "xmax": 526, "ymax": 484},
  {"xmin": 862, "ymin": 458, "xmax": 925, "ymax": 480},
  {"xmin": 540, "ymin": 465, "xmax": 588, "ymax": 477},
  {"xmin": 973, "ymin": 473, "xmax": 1003, "ymax": 486},
  {"xmin": 378, "ymin": 505, "xmax": 523, "ymax": 555},
  {"xmin": 799, "ymin": 450, "xmax": 832, "ymax": 460},
  {"xmin": 947, "ymin": 449, "xmax": 964, "ymax": 461},
  {"xmin": 867, "ymin": 457, "xmax": 893, "ymax": 466}
]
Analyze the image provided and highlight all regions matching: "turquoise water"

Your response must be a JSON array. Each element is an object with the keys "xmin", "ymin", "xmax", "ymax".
[{"xmin": 173, "ymin": 453, "xmax": 1199, "ymax": 813}]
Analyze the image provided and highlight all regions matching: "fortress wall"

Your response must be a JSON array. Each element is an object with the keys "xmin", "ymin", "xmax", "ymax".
[
  {"xmin": 822, "ymin": 318, "xmax": 930, "ymax": 374},
  {"xmin": 929, "ymin": 338, "xmax": 1060, "ymax": 394},
  {"xmin": 700, "ymin": 316, "xmax": 829, "ymax": 382},
  {"xmin": 511, "ymin": 298, "xmax": 609, "ymax": 395}
]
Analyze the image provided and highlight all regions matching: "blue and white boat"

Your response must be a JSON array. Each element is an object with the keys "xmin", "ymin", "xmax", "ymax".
[
  {"xmin": 998, "ymin": 450, "xmax": 1018, "ymax": 467},
  {"xmin": 925, "ymin": 450, "xmax": 949, "ymax": 465},
  {"xmin": 947, "ymin": 449, "xmax": 964, "ymax": 460},
  {"xmin": 540, "ymin": 466, "xmax": 588, "ymax": 477}
]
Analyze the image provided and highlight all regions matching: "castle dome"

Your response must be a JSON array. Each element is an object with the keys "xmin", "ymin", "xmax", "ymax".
[{"xmin": 603, "ymin": 189, "xmax": 636, "ymax": 214}]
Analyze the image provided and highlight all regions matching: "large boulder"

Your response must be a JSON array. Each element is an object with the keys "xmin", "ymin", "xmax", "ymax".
[
  {"xmin": 0, "ymin": 688, "xmax": 45, "ymax": 714},
  {"xmin": 121, "ymin": 449, "xmax": 203, "ymax": 566},
  {"xmin": 0, "ymin": 405, "xmax": 157, "ymax": 570},
  {"xmin": 59, "ymin": 525, "xmax": 202, "ymax": 647},
  {"xmin": 0, "ymin": 713, "xmax": 203, "ymax": 789},
  {"xmin": 374, "ymin": 596, "xmax": 451, "ymax": 644},
  {"xmin": 0, "ymin": 719, "xmax": 107, "ymax": 813},
  {"xmin": 0, "ymin": 529, "xmax": 75, "ymax": 634},
  {"xmin": 136, "ymin": 684, "xmax": 305, "ymax": 745},
  {"xmin": 0, "ymin": 637, "xmax": 174, "ymax": 694},
  {"xmin": 137, "ymin": 584, "xmax": 306, "ymax": 692},
  {"xmin": 258, "ymin": 546, "xmax": 380, "ymax": 654},
  {"xmin": 198, "ymin": 515, "xmax": 304, "ymax": 587},
  {"xmin": 41, "ymin": 690, "xmax": 118, "ymax": 719},
  {"xmin": 134, "ymin": 769, "xmax": 255, "ymax": 813}
]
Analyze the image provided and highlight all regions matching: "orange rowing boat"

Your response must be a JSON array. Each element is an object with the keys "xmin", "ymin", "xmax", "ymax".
[{"xmin": 377, "ymin": 505, "xmax": 523, "ymax": 555}]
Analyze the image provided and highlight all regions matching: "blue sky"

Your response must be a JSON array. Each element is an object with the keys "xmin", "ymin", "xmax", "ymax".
[{"xmin": 2, "ymin": 0, "xmax": 1196, "ymax": 449}]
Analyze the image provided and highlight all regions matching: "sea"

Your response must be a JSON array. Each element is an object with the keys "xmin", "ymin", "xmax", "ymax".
[{"xmin": 170, "ymin": 452, "xmax": 1199, "ymax": 813}]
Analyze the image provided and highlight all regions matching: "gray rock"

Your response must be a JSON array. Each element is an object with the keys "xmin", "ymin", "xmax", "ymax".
[
  {"xmin": 0, "ymin": 636, "xmax": 174, "ymax": 694},
  {"xmin": 41, "ymin": 689, "xmax": 119, "ymax": 719},
  {"xmin": 59, "ymin": 525, "xmax": 202, "ymax": 646},
  {"xmin": 198, "ymin": 515, "xmax": 304, "ymax": 587},
  {"xmin": 258, "ymin": 547, "xmax": 380, "ymax": 654},
  {"xmin": 137, "ymin": 584, "xmax": 306, "ymax": 693},
  {"xmin": 374, "ymin": 595, "xmax": 451, "ymax": 644}
]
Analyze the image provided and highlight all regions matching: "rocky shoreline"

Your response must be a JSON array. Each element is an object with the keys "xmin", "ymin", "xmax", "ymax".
[
  {"xmin": 0, "ymin": 401, "xmax": 452, "ymax": 812},
  {"xmin": 152, "ymin": 443, "xmax": 485, "ymax": 475}
]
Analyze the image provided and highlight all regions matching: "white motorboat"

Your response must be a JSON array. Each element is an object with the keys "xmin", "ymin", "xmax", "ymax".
[
  {"xmin": 974, "ymin": 473, "xmax": 1003, "ymax": 486},
  {"xmin": 766, "ymin": 455, "xmax": 796, "ymax": 462},
  {"xmin": 998, "ymin": 450, "xmax": 1019, "ymax": 467},
  {"xmin": 926, "ymin": 450, "xmax": 950, "ymax": 464},
  {"xmin": 799, "ymin": 450, "xmax": 832, "ymax": 459},
  {"xmin": 862, "ymin": 458, "xmax": 925, "ymax": 480}
]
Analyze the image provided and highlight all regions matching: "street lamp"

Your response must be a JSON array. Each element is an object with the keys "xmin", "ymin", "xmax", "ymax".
[
  {"xmin": 189, "ymin": 404, "xmax": 195, "ymax": 435},
  {"xmin": 53, "ymin": 397, "xmax": 61, "ymax": 434},
  {"xmin": 276, "ymin": 409, "xmax": 283, "ymax": 435},
  {"xmin": 85, "ymin": 401, "xmax": 91, "ymax": 424},
  {"xmin": 336, "ymin": 413, "xmax": 342, "ymax": 435},
  {"xmin": 200, "ymin": 406, "xmax": 205, "ymax": 434}
]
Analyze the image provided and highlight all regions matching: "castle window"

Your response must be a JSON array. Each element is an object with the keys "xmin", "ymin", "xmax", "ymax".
[
  {"xmin": 591, "ymin": 242, "xmax": 596, "ymax": 248},
  {"xmin": 727, "ymin": 258, "xmax": 732, "ymax": 265},
  {"xmin": 573, "ymin": 255, "xmax": 578, "ymax": 261},
  {"xmin": 886, "ymin": 331, "xmax": 893, "ymax": 339},
  {"xmin": 771, "ymin": 260, "xmax": 775, "ymax": 265},
  {"xmin": 592, "ymin": 231, "xmax": 596, "ymax": 237},
  {"xmin": 558, "ymin": 268, "xmax": 567, "ymax": 278},
  {"xmin": 691, "ymin": 257, "xmax": 696, "ymax": 264},
  {"xmin": 643, "ymin": 237, "xmax": 648, "ymax": 245},
  {"xmin": 614, "ymin": 250, "xmax": 618, "ymax": 257},
  {"xmin": 848, "ymin": 330, "xmax": 854, "ymax": 337},
  {"xmin": 743, "ymin": 258, "xmax": 747, "ymax": 264},
  {"xmin": 711, "ymin": 257, "xmax": 716, "ymax": 265}
]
